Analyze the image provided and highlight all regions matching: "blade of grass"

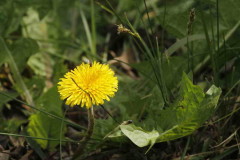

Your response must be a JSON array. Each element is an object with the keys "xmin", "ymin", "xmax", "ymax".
[
  {"xmin": 187, "ymin": 9, "xmax": 196, "ymax": 75},
  {"xmin": 0, "ymin": 132, "xmax": 79, "ymax": 143},
  {"xmin": 200, "ymin": 11, "xmax": 217, "ymax": 83},
  {"xmin": 91, "ymin": 0, "xmax": 96, "ymax": 55},
  {"xmin": 194, "ymin": 20, "xmax": 240, "ymax": 74},
  {"xmin": 211, "ymin": 148, "xmax": 237, "ymax": 160},
  {"xmin": 137, "ymin": 3, "xmax": 154, "ymax": 56},
  {"xmin": 80, "ymin": 10, "xmax": 94, "ymax": 55},
  {"xmin": 0, "ymin": 91, "xmax": 86, "ymax": 130},
  {"xmin": 125, "ymin": 15, "xmax": 169, "ymax": 105},
  {"xmin": 7, "ymin": 36, "xmax": 80, "ymax": 48},
  {"xmin": 105, "ymin": 0, "xmax": 125, "ymax": 24},
  {"xmin": 180, "ymin": 136, "xmax": 191, "ymax": 160},
  {"xmin": 208, "ymin": 80, "xmax": 240, "ymax": 124},
  {"xmin": 210, "ymin": 8, "xmax": 218, "ymax": 85},
  {"xmin": 96, "ymin": 2, "xmax": 114, "ymax": 15},
  {"xmin": 164, "ymin": 34, "xmax": 205, "ymax": 56},
  {"xmin": 143, "ymin": 0, "xmax": 154, "ymax": 36},
  {"xmin": 156, "ymin": 37, "xmax": 169, "ymax": 103},
  {"xmin": 0, "ymin": 37, "xmax": 34, "ymax": 106},
  {"xmin": 161, "ymin": 0, "xmax": 167, "ymax": 52},
  {"xmin": 222, "ymin": 33, "xmax": 227, "ymax": 90},
  {"xmin": 60, "ymin": 109, "xmax": 68, "ymax": 160},
  {"xmin": 173, "ymin": 148, "xmax": 238, "ymax": 160},
  {"xmin": 216, "ymin": 0, "xmax": 220, "ymax": 52},
  {"xmin": 25, "ymin": 134, "xmax": 47, "ymax": 159}
]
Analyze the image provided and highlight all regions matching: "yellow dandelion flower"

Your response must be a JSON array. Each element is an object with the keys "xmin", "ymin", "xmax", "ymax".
[{"xmin": 58, "ymin": 61, "xmax": 118, "ymax": 108}]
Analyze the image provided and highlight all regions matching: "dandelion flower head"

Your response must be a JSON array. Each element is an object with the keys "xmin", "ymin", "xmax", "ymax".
[{"xmin": 58, "ymin": 61, "xmax": 118, "ymax": 108}]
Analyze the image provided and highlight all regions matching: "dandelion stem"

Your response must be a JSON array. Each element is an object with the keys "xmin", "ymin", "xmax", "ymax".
[{"xmin": 73, "ymin": 106, "xmax": 95, "ymax": 159}]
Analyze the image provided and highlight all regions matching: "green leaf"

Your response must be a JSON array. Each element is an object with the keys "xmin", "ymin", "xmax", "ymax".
[
  {"xmin": 10, "ymin": 38, "xmax": 39, "ymax": 72},
  {"xmin": 27, "ymin": 86, "xmax": 65, "ymax": 150},
  {"xmin": 25, "ymin": 76, "xmax": 45, "ymax": 100},
  {"xmin": 0, "ymin": 1, "xmax": 23, "ymax": 36},
  {"xmin": 156, "ymin": 73, "xmax": 221, "ymax": 142},
  {"xmin": 116, "ymin": 73, "xmax": 221, "ymax": 150},
  {"xmin": 120, "ymin": 124, "xmax": 159, "ymax": 153}
]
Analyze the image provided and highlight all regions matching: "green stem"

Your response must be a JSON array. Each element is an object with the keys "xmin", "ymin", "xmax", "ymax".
[
  {"xmin": 0, "ymin": 132, "xmax": 78, "ymax": 143},
  {"xmin": 0, "ymin": 92, "xmax": 86, "ymax": 130},
  {"xmin": 73, "ymin": 106, "xmax": 95, "ymax": 159},
  {"xmin": 91, "ymin": 0, "xmax": 96, "ymax": 55},
  {"xmin": 60, "ymin": 109, "xmax": 68, "ymax": 160}
]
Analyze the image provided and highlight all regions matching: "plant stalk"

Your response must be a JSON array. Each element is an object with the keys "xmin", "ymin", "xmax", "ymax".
[{"xmin": 73, "ymin": 106, "xmax": 95, "ymax": 159}]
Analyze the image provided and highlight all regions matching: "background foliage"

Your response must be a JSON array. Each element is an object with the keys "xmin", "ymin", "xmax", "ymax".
[{"xmin": 0, "ymin": 0, "xmax": 240, "ymax": 159}]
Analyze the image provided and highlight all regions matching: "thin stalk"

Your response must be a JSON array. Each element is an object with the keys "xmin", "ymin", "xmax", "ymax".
[
  {"xmin": 143, "ymin": 0, "xmax": 154, "ymax": 36},
  {"xmin": 210, "ymin": 9, "xmax": 216, "ymax": 54},
  {"xmin": 80, "ymin": 10, "xmax": 93, "ymax": 55},
  {"xmin": 91, "ymin": 0, "xmax": 96, "ymax": 55},
  {"xmin": 161, "ymin": 0, "xmax": 167, "ymax": 53},
  {"xmin": 194, "ymin": 14, "xmax": 240, "ymax": 75},
  {"xmin": 6, "ymin": 36, "xmax": 80, "ymax": 48},
  {"xmin": 187, "ymin": 8, "xmax": 195, "ymax": 75},
  {"xmin": 181, "ymin": 136, "xmax": 191, "ymax": 160},
  {"xmin": 73, "ymin": 106, "xmax": 95, "ymax": 159},
  {"xmin": 137, "ymin": 4, "xmax": 154, "ymax": 56},
  {"xmin": 222, "ymin": 33, "xmax": 227, "ymax": 90},
  {"xmin": 200, "ymin": 11, "xmax": 216, "ymax": 83},
  {"xmin": 105, "ymin": 0, "xmax": 125, "ymax": 24},
  {"xmin": 100, "ymin": 105, "xmax": 120, "ymax": 124},
  {"xmin": 208, "ymin": 106, "xmax": 240, "ymax": 125},
  {"xmin": 210, "ymin": 8, "xmax": 218, "ymax": 85},
  {"xmin": 0, "ymin": 92, "xmax": 86, "ymax": 130},
  {"xmin": 214, "ymin": 0, "xmax": 221, "ymax": 86},
  {"xmin": 0, "ymin": 132, "xmax": 78, "ymax": 143},
  {"xmin": 125, "ymin": 16, "xmax": 169, "ymax": 105},
  {"xmin": 216, "ymin": 0, "xmax": 220, "ymax": 52},
  {"xmin": 156, "ymin": 37, "xmax": 169, "ymax": 103},
  {"xmin": 60, "ymin": 109, "xmax": 68, "ymax": 160}
]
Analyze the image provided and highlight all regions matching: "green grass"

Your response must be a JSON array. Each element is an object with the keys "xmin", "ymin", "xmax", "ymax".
[{"xmin": 0, "ymin": 0, "xmax": 240, "ymax": 159}]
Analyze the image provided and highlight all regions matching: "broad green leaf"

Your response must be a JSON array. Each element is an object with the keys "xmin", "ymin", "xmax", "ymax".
[
  {"xmin": 10, "ymin": 38, "xmax": 39, "ymax": 72},
  {"xmin": 156, "ymin": 74, "xmax": 221, "ymax": 142},
  {"xmin": 120, "ymin": 124, "xmax": 159, "ymax": 152},
  {"xmin": 27, "ymin": 86, "xmax": 65, "ymax": 150},
  {"xmin": 115, "ymin": 73, "xmax": 221, "ymax": 149}
]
